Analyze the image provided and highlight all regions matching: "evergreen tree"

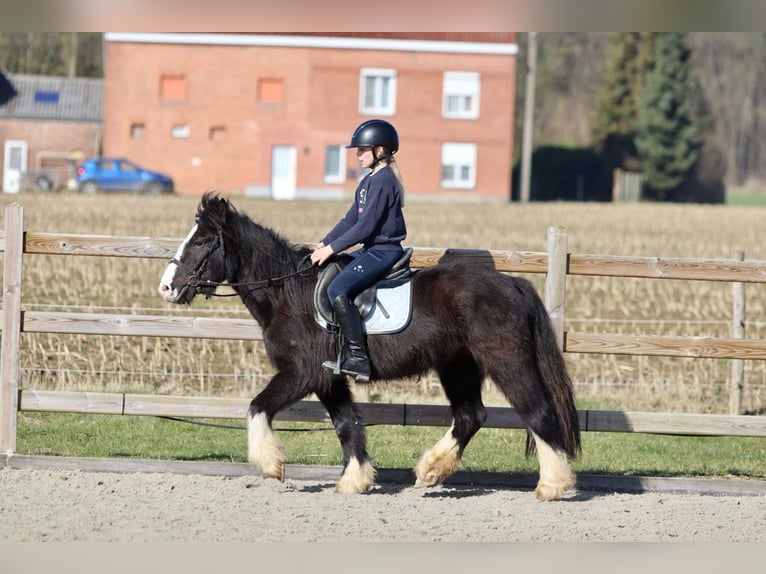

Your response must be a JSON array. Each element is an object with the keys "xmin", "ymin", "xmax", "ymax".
[
  {"xmin": 635, "ymin": 33, "xmax": 701, "ymax": 198},
  {"xmin": 592, "ymin": 32, "xmax": 656, "ymax": 170}
]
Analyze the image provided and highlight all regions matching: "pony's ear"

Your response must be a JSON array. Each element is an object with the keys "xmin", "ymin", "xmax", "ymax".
[
  {"xmin": 211, "ymin": 195, "xmax": 229, "ymax": 225},
  {"xmin": 198, "ymin": 192, "xmax": 229, "ymax": 229}
]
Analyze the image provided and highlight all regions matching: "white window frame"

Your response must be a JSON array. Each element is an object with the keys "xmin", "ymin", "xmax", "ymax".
[
  {"xmin": 323, "ymin": 145, "xmax": 346, "ymax": 184},
  {"xmin": 171, "ymin": 124, "xmax": 190, "ymax": 139},
  {"xmin": 442, "ymin": 71, "xmax": 481, "ymax": 119},
  {"xmin": 441, "ymin": 142, "xmax": 477, "ymax": 189},
  {"xmin": 359, "ymin": 68, "xmax": 397, "ymax": 116}
]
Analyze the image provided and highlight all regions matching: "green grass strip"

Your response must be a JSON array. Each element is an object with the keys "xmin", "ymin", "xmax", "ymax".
[{"xmin": 16, "ymin": 412, "xmax": 766, "ymax": 479}]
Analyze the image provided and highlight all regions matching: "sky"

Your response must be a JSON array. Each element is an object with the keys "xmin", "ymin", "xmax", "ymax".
[{"xmin": 6, "ymin": 0, "xmax": 765, "ymax": 32}]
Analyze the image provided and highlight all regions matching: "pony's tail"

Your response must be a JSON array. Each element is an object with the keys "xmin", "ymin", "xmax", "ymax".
[{"xmin": 524, "ymin": 292, "xmax": 582, "ymax": 460}]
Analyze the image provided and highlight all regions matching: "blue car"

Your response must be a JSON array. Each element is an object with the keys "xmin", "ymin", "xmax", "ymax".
[{"xmin": 76, "ymin": 157, "xmax": 174, "ymax": 194}]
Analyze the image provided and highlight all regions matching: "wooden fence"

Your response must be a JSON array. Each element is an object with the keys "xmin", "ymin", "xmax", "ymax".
[{"xmin": 2, "ymin": 203, "xmax": 766, "ymax": 457}]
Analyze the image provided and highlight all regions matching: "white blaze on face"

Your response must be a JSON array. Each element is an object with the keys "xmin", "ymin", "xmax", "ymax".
[{"xmin": 158, "ymin": 224, "xmax": 198, "ymax": 302}]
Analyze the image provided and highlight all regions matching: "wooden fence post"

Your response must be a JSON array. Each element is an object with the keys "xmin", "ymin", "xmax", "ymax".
[
  {"xmin": 0, "ymin": 203, "xmax": 24, "ymax": 454},
  {"xmin": 730, "ymin": 250, "xmax": 745, "ymax": 415},
  {"xmin": 545, "ymin": 226, "xmax": 568, "ymax": 350}
]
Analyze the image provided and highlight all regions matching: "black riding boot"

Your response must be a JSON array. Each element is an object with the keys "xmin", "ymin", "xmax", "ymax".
[{"xmin": 322, "ymin": 295, "xmax": 371, "ymax": 382}]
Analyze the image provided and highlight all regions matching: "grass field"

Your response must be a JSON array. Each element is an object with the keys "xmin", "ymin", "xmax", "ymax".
[
  {"xmin": 726, "ymin": 190, "xmax": 766, "ymax": 207},
  {"xmin": 2, "ymin": 191, "xmax": 766, "ymax": 477},
  {"xmin": 16, "ymin": 412, "xmax": 766, "ymax": 478}
]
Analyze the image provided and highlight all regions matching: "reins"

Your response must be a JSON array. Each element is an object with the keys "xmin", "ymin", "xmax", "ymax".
[{"xmin": 208, "ymin": 255, "xmax": 315, "ymax": 296}]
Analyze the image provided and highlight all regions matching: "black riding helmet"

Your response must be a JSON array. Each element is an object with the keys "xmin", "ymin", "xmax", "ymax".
[{"xmin": 346, "ymin": 119, "xmax": 399, "ymax": 154}]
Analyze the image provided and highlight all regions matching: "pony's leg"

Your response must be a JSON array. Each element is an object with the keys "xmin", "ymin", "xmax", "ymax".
[
  {"xmin": 529, "ymin": 430, "xmax": 575, "ymax": 502},
  {"xmin": 316, "ymin": 376, "xmax": 376, "ymax": 494},
  {"xmin": 489, "ymin": 362, "xmax": 575, "ymax": 501},
  {"xmin": 247, "ymin": 371, "xmax": 309, "ymax": 481},
  {"xmin": 247, "ymin": 407, "xmax": 285, "ymax": 480},
  {"xmin": 414, "ymin": 357, "xmax": 486, "ymax": 487}
]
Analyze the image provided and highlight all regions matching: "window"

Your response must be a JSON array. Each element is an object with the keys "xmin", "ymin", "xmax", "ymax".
[
  {"xmin": 258, "ymin": 78, "xmax": 284, "ymax": 104},
  {"xmin": 443, "ymin": 72, "xmax": 480, "ymax": 119},
  {"xmin": 160, "ymin": 74, "xmax": 186, "ymax": 101},
  {"xmin": 441, "ymin": 143, "xmax": 477, "ymax": 189},
  {"xmin": 117, "ymin": 159, "xmax": 140, "ymax": 174},
  {"xmin": 171, "ymin": 124, "xmax": 190, "ymax": 139},
  {"xmin": 324, "ymin": 145, "xmax": 346, "ymax": 184},
  {"xmin": 130, "ymin": 123, "xmax": 145, "ymax": 139},
  {"xmin": 359, "ymin": 68, "xmax": 396, "ymax": 116},
  {"xmin": 209, "ymin": 126, "xmax": 226, "ymax": 141}
]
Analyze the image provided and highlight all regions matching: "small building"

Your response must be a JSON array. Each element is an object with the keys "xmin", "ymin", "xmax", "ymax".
[
  {"xmin": 0, "ymin": 71, "xmax": 103, "ymax": 193},
  {"xmin": 103, "ymin": 33, "xmax": 518, "ymax": 201}
]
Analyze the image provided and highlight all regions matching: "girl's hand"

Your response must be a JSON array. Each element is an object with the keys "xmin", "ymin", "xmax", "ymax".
[{"xmin": 310, "ymin": 243, "xmax": 334, "ymax": 266}]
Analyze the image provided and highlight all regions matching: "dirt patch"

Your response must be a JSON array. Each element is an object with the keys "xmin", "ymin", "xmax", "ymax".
[{"xmin": 0, "ymin": 467, "xmax": 763, "ymax": 542}]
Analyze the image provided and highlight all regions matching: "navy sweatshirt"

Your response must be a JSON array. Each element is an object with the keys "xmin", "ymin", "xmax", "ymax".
[{"xmin": 321, "ymin": 166, "xmax": 406, "ymax": 254}]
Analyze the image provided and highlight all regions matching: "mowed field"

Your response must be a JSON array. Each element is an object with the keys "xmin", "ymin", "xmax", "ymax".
[{"xmin": 2, "ymin": 191, "xmax": 766, "ymax": 415}]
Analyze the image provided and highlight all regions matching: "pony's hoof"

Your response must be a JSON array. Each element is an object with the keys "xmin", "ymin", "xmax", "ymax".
[
  {"xmin": 413, "ymin": 466, "xmax": 448, "ymax": 488},
  {"xmin": 335, "ymin": 479, "xmax": 373, "ymax": 494},
  {"xmin": 258, "ymin": 462, "xmax": 285, "ymax": 482},
  {"xmin": 413, "ymin": 445, "xmax": 460, "ymax": 487},
  {"xmin": 534, "ymin": 479, "xmax": 572, "ymax": 501},
  {"xmin": 414, "ymin": 473, "xmax": 442, "ymax": 488},
  {"xmin": 335, "ymin": 458, "xmax": 376, "ymax": 493}
]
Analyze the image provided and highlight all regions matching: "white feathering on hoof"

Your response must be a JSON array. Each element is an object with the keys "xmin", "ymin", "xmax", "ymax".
[
  {"xmin": 531, "ymin": 431, "xmax": 575, "ymax": 501},
  {"xmin": 247, "ymin": 412, "xmax": 286, "ymax": 480},
  {"xmin": 414, "ymin": 423, "xmax": 461, "ymax": 487},
  {"xmin": 335, "ymin": 457, "xmax": 377, "ymax": 493}
]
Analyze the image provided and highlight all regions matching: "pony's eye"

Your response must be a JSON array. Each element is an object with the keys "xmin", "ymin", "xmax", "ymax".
[{"xmin": 193, "ymin": 238, "xmax": 206, "ymax": 247}]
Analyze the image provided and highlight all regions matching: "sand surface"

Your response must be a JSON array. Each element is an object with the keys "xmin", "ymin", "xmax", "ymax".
[{"xmin": 1, "ymin": 467, "xmax": 764, "ymax": 542}]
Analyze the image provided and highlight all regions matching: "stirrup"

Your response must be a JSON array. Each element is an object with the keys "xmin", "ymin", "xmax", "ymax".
[
  {"xmin": 323, "ymin": 337, "xmax": 345, "ymax": 376},
  {"xmin": 322, "ymin": 359, "xmax": 342, "ymax": 376},
  {"xmin": 321, "ymin": 359, "xmax": 370, "ymax": 382}
]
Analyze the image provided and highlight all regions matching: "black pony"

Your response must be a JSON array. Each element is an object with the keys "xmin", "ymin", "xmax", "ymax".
[{"xmin": 158, "ymin": 193, "xmax": 581, "ymax": 500}]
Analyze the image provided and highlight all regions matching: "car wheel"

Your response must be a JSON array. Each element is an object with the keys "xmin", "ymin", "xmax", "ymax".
[
  {"xmin": 144, "ymin": 182, "xmax": 164, "ymax": 195},
  {"xmin": 80, "ymin": 181, "xmax": 99, "ymax": 194},
  {"xmin": 35, "ymin": 175, "xmax": 54, "ymax": 192}
]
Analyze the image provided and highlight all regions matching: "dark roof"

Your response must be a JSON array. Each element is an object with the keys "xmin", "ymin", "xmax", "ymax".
[
  {"xmin": 0, "ymin": 73, "xmax": 102, "ymax": 122},
  {"xmin": 0, "ymin": 71, "xmax": 17, "ymax": 105}
]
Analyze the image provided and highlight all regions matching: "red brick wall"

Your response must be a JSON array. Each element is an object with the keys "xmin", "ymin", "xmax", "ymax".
[
  {"xmin": 0, "ymin": 118, "xmax": 101, "ymax": 187},
  {"xmin": 104, "ymin": 37, "xmax": 516, "ymax": 200}
]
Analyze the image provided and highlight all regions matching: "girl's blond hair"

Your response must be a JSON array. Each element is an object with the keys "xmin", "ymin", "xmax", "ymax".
[{"xmin": 378, "ymin": 147, "xmax": 406, "ymax": 208}]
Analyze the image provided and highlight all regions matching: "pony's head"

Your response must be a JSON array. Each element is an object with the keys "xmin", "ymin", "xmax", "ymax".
[{"xmin": 158, "ymin": 192, "xmax": 233, "ymax": 304}]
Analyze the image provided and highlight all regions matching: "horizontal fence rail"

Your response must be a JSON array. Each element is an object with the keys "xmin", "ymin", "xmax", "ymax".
[
  {"xmin": 2, "ymin": 204, "xmax": 766, "ymax": 458},
  {"xmin": 19, "ymin": 310, "xmax": 265, "ymax": 340},
  {"xmin": 565, "ymin": 332, "xmax": 766, "ymax": 360},
  {"xmin": 17, "ymin": 391, "xmax": 766, "ymax": 437},
  {"xmin": 13, "ymin": 230, "xmax": 766, "ymax": 280}
]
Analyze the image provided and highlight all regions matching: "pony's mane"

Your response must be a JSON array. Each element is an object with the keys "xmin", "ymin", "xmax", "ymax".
[
  {"xmin": 196, "ymin": 192, "xmax": 299, "ymax": 253},
  {"xmin": 196, "ymin": 191, "xmax": 238, "ymax": 230},
  {"xmin": 196, "ymin": 192, "xmax": 314, "ymax": 310}
]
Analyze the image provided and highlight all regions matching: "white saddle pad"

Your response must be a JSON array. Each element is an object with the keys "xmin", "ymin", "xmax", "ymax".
[{"xmin": 315, "ymin": 280, "xmax": 413, "ymax": 335}]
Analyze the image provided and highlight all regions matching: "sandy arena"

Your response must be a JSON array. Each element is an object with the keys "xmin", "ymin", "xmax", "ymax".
[{"xmin": 0, "ymin": 464, "xmax": 764, "ymax": 542}]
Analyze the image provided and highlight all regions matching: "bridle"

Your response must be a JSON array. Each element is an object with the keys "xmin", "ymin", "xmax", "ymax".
[
  {"xmin": 170, "ymin": 230, "xmax": 223, "ymax": 301},
  {"xmin": 171, "ymin": 229, "xmax": 314, "ymax": 298}
]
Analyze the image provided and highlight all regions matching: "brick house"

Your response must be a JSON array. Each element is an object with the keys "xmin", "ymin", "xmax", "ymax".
[
  {"xmin": 0, "ymin": 71, "xmax": 103, "ymax": 193},
  {"xmin": 103, "ymin": 33, "xmax": 518, "ymax": 201}
]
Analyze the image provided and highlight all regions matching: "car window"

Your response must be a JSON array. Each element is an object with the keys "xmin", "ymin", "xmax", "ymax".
[
  {"xmin": 96, "ymin": 160, "xmax": 115, "ymax": 172},
  {"xmin": 118, "ymin": 160, "xmax": 140, "ymax": 174}
]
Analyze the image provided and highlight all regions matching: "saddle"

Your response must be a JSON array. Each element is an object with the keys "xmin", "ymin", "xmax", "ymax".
[{"xmin": 314, "ymin": 247, "xmax": 415, "ymax": 334}]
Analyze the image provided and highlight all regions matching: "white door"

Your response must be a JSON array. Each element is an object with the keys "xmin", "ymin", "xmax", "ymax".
[
  {"xmin": 3, "ymin": 140, "xmax": 27, "ymax": 194},
  {"xmin": 271, "ymin": 145, "xmax": 297, "ymax": 200}
]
